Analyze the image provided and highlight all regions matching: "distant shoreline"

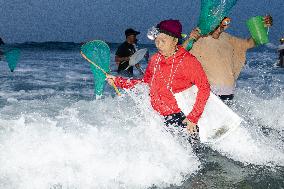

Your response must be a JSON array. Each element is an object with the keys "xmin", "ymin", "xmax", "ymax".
[{"xmin": 1, "ymin": 41, "xmax": 276, "ymax": 53}]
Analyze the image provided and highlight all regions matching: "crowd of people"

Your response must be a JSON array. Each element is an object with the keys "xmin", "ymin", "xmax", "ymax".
[
  {"xmin": 109, "ymin": 20, "xmax": 210, "ymax": 139},
  {"xmin": 0, "ymin": 13, "xmax": 281, "ymax": 143},
  {"xmin": 109, "ymin": 14, "xmax": 276, "ymax": 142}
]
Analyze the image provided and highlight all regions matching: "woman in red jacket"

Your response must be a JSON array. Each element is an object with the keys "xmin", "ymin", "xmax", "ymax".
[{"xmin": 107, "ymin": 19, "xmax": 210, "ymax": 136}]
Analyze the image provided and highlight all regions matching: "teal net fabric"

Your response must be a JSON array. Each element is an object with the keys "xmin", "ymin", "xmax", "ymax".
[
  {"xmin": 186, "ymin": 0, "xmax": 237, "ymax": 50},
  {"xmin": 81, "ymin": 40, "xmax": 111, "ymax": 96},
  {"xmin": 198, "ymin": 0, "xmax": 238, "ymax": 35},
  {"xmin": 4, "ymin": 48, "xmax": 21, "ymax": 72}
]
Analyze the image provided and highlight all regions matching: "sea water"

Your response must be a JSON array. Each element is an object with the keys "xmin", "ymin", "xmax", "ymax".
[{"xmin": 0, "ymin": 42, "xmax": 283, "ymax": 189}]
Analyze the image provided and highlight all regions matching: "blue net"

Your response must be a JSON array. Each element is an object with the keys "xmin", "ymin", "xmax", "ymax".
[{"xmin": 81, "ymin": 40, "xmax": 110, "ymax": 96}]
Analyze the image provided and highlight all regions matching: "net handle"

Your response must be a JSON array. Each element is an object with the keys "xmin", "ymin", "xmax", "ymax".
[{"xmin": 81, "ymin": 52, "xmax": 121, "ymax": 96}]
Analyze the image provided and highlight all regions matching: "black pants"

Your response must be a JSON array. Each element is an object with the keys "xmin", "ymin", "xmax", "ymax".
[
  {"xmin": 164, "ymin": 112, "xmax": 199, "ymax": 144},
  {"xmin": 218, "ymin": 94, "xmax": 234, "ymax": 101},
  {"xmin": 218, "ymin": 94, "xmax": 234, "ymax": 106},
  {"xmin": 164, "ymin": 112, "xmax": 187, "ymax": 128},
  {"xmin": 279, "ymin": 50, "xmax": 284, "ymax": 67}
]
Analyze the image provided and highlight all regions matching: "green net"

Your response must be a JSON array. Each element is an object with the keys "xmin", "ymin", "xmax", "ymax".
[
  {"xmin": 186, "ymin": 0, "xmax": 237, "ymax": 50},
  {"xmin": 81, "ymin": 40, "xmax": 110, "ymax": 96},
  {"xmin": 198, "ymin": 0, "xmax": 238, "ymax": 35},
  {"xmin": 4, "ymin": 48, "xmax": 21, "ymax": 72}
]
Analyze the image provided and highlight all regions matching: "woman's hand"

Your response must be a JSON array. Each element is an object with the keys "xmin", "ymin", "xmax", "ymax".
[
  {"xmin": 182, "ymin": 118, "xmax": 198, "ymax": 134},
  {"xmin": 106, "ymin": 74, "xmax": 116, "ymax": 86},
  {"xmin": 189, "ymin": 28, "xmax": 201, "ymax": 41},
  {"xmin": 182, "ymin": 28, "xmax": 201, "ymax": 49}
]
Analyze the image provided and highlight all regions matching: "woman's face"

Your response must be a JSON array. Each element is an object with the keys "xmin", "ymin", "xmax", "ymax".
[{"xmin": 154, "ymin": 33, "xmax": 178, "ymax": 58}]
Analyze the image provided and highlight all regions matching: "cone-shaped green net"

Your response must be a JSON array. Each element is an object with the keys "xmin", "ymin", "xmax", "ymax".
[
  {"xmin": 4, "ymin": 48, "xmax": 21, "ymax": 72},
  {"xmin": 81, "ymin": 40, "xmax": 110, "ymax": 96}
]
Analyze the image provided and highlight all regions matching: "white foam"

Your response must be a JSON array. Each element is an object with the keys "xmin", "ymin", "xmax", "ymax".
[
  {"xmin": 207, "ymin": 87, "xmax": 284, "ymax": 166},
  {"xmin": 0, "ymin": 85, "xmax": 200, "ymax": 189},
  {"xmin": 210, "ymin": 124, "xmax": 284, "ymax": 166},
  {"xmin": 0, "ymin": 46, "xmax": 283, "ymax": 188}
]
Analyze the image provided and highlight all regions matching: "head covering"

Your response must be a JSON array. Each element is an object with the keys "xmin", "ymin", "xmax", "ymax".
[
  {"xmin": 156, "ymin": 19, "xmax": 182, "ymax": 38},
  {"xmin": 280, "ymin": 38, "xmax": 284, "ymax": 43},
  {"xmin": 125, "ymin": 28, "xmax": 140, "ymax": 37}
]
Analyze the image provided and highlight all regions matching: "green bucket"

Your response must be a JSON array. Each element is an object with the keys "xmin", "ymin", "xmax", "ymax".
[{"xmin": 246, "ymin": 16, "xmax": 269, "ymax": 45}]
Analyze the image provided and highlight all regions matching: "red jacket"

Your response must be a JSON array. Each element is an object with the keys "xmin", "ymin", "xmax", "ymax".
[{"xmin": 115, "ymin": 46, "xmax": 210, "ymax": 124}]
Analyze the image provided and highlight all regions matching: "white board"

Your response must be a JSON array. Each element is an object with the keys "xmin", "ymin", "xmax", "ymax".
[
  {"xmin": 174, "ymin": 85, "xmax": 243, "ymax": 143},
  {"xmin": 125, "ymin": 48, "xmax": 148, "ymax": 71}
]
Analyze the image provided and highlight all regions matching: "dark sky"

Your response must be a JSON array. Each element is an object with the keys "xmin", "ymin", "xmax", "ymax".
[{"xmin": 0, "ymin": 0, "xmax": 283, "ymax": 44}]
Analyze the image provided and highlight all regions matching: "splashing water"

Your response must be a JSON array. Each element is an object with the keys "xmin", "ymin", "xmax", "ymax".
[{"xmin": 0, "ymin": 42, "xmax": 283, "ymax": 188}]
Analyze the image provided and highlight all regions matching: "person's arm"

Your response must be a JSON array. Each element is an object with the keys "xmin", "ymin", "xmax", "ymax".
[
  {"xmin": 114, "ymin": 77, "xmax": 142, "ymax": 89},
  {"xmin": 115, "ymin": 55, "xmax": 130, "ymax": 66},
  {"xmin": 225, "ymin": 33, "xmax": 256, "ymax": 79},
  {"xmin": 185, "ymin": 55, "xmax": 210, "ymax": 124},
  {"xmin": 107, "ymin": 56, "xmax": 154, "ymax": 89},
  {"xmin": 182, "ymin": 28, "xmax": 201, "ymax": 50},
  {"xmin": 245, "ymin": 15, "xmax": 273, "ymax": 49},
  {"xmin": 227, "ymin": 15, "xmax": 272, "ymax": 51},
  {"xmin": 246, "ymin": 38, "xmax": 256, "ymax": 49},
  {"xmin": 115, "ymin": 44, "xmax": 131, "ymax": 65}
]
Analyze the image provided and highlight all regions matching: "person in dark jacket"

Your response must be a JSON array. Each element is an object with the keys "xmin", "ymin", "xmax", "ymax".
[
  {"xmin": 278, "ymin": 38, "xmax": 284, "ymax": 68},
  {"xmin": 107, "ymin": 20, "xmax": 210, "ymax": 135},
  {"xmin": 115, "ymin": 28, "xmax": 142, "ymax": 77},
  {"xmin": 0, "ymin": 37, "xmax": 4, "ymax": 60},
  {"xmin": 0, "ymin": 37, "xmax": 4, "ymax": 45}
]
